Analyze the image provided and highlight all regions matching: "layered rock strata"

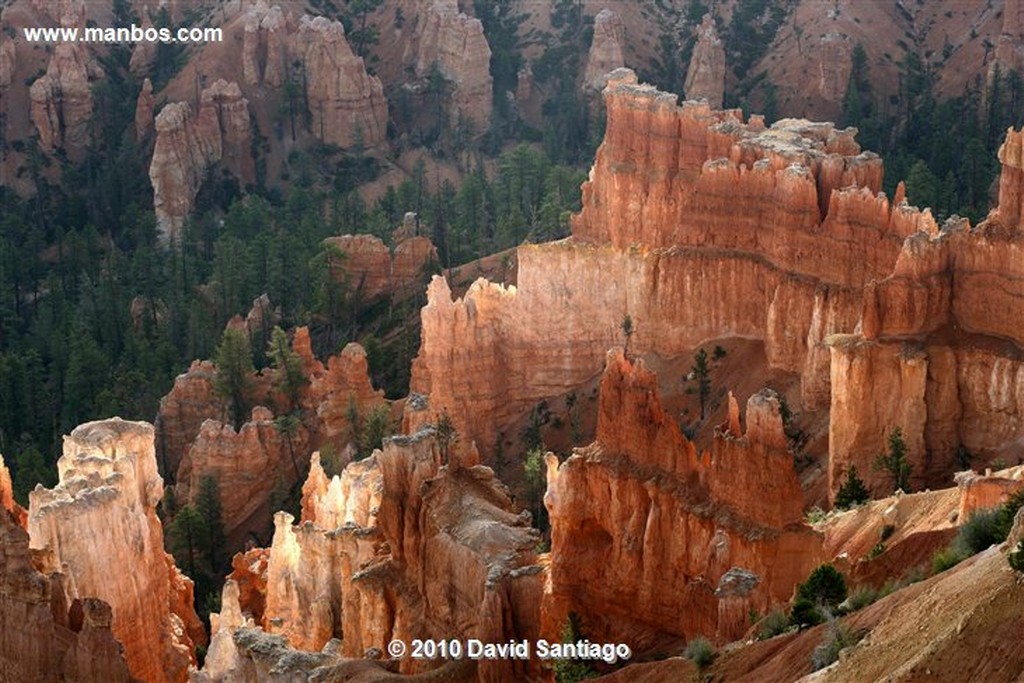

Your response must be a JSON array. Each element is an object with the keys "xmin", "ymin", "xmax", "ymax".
[
  {"xmin": 409, "ymin": 69, "xmax": 929, "ymax": 461},
  {"xmin": 196, "ymin": 430, "xmax": 544, "ymax": 681},
  {"xmin": 26, "ymin": 419, "xmax": 203, "ymax": 683},
  {"xmin": 584, "ymin": 8, "xmax": 626, "ymax": 90},
  {"xmin": 415, "ymin": 0, "xmax": 493, "ymax": 133},
  {"xmin": 684, "ymin": 14, "xmax": 726, "ymax": 108},
  {"xmin": 545, "ymin": 350, "xmax": 821, "ymax": 646},
  {"xmin": 828, "ymin": 127, "xmax": 1024, "ymax": 499},
  {"xmin": 149, "ymin": 79, "xmax": 254, "ymax": 244},
  {"xmin": 409, "ymin": 69, "xmax": 1024, "ymax": 503}
]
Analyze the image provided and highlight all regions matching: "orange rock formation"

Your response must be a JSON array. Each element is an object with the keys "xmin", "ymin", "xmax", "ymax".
[
  {"xmin": 584, "ymin": 8, "xmax": 626, "ymax": 90},
  {"xmin": 322, "ymin": 233, "xmax": 438, "ymax": 302},
  {"xmin": 29, "ymin": 40, "xmax": 99, "ymax": 154},
  {"xmin": 196, "ymin": 429, "xmax": 544, "ymax": 681},
  {"xmin": 545, "ymin": 350, "xmax": 821, "ymax": 647},
  {"xmin": 0, "ymin": 453, "xmax": 27, "ymax": 527},
  {"xmin": 409, "ymin": 68, "xmax": 925, "ymax": 462},
  {"xmin": 829, "ymin": 127, "xmax": 1024, "ymax": 500},
  {"xmin": 26, "ymin": 419, "xmax": 203, "ymax": 683},
  {"xmin": 410, "ymin": 69, "xmax": 1024, "ymax": 505},
  {"xmin": 149, "ymin": 79, "xmax": 254, "ymax": 243},
  {"xmin": 415, "ymin": 0, "xmax": 493, "ymax": 133},
  {"xmin": 684, "ymin": 14, "xmax": 725, "ymax": 107}
]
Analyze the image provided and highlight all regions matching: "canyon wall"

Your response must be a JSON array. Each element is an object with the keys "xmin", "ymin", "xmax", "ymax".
[
  {"xmin": 1, "ymin": 505, "xmax": 134, "ymax": 682},
  {"xmin": 323, "ymin": 233, "xmax": 438, "ymax": 302},
  {"xmin": 409, "ymin": 68, "xmax": 929, "ymax": 460},
  {"xmin": 409, "ymin": 69, "xmax": 1024, "ymax": 505},
  {"xmin": 26, "ymin": 418, "xmax": 203, "ymax": 683},
  {"xmin": 196, "ymin": 429, "xmax": 545, "ymax": 681},
  {"xmin": 828, "ymin": 128, "xmax": 1024, "ymax": 500},
  {"xmin": 545, "ymin": 350, "xmax": 821, "ymax": 646}
]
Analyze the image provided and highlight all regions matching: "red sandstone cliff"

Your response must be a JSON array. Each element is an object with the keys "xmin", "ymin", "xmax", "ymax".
[
  {"xmin": 0, "ymin": 453, "xmax": 27, "ymax": 527},
  {"xmin": 684, "ymin": 14, "xmax": 725, "ymax": 108},
  {"xmin": 322, "ymin": 232, "xmax": 438, "ymax": 303},
  {"xmin": 544, "ymin": 349, "xmax": 821, "ymax": 647},
  {"xmin": 409, "ymin": 69, "xmax": 930, "ymax": 462},
  {"xmin": 26, "ymin": 418, "xmax": 203, "ymax": 683},
  {"xmin": 828, "ymin": 127, "xmax": 1024, "ymax": 501}
]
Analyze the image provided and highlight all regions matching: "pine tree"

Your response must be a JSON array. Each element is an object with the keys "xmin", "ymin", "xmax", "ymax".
[
  {"xmin": 268, "ymin": 326, "xmax": 307, "ymax": 411},
  {"xmin": 692, "ymin": 348, "xmax": 712, "ymax": 419},
  {"xmin": 835, "ymin": 465, "xmax": 870, "ymax": 509},
  {"xmin": 213, "ymin": 327, "xmax": 255, "ymax": 429},
  {"xmin": 167, "ymin": 505, "xmax": 208, "ymax": 577},
  {"xmin": 523, "ymin": 448, "xmax": 547, "ymax": 532},
  {"xmin": 874, "ymin": 427, "xmax": 912, "ymax": 493},
  {"xmin": 195, "ymin": 476, "xmax": 226, "ymax": 571},
  {"xmin": 435, "ymin": 410, "xmax": 459, "ymax": 464},
  {"xmin": 359, "ymin": 404, "xmax": 394, "ymax": 460}
]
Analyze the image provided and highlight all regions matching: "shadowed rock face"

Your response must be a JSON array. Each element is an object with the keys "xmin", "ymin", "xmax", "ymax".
[
  {"xmin": 415, "ymin": 0, "xmax": 493, "ymax": 133},
  {"xmin": 196, "ymin": 429, "xmax": 545, "ymax": 682},
  {"xmin": 1, "ymin": 506, "xmax": 133, "ymax": 682},
  {"xmin": 584, "ymin": 8, "xmax": 626, "ymax": 90},
  {"xmin": 26, "ymin": 418, "xmax": 203, "ymax": 683},
  {"xmin": 149, "ymin": 79, "xmax": 253, "ymax": 244},
  {"xmin": 545, "ymin": 350, "xmax": 821, "ymax": 647}
]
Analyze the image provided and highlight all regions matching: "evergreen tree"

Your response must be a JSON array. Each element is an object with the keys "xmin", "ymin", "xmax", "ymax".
[
  {"xmin": 268, "ymin": 326, "xmax": 307, "ymax": 411},
  {"xmin": 692, "ymin": 348, "xmax": 712, "ymax": 419},
  {"xmin": 195, "ymin": 475, "xmax": 226, "ymax": 571},
  {"xmin": 835, "ymin": 465, "xmax": 870, "ymax": 509},
  {"xmin": 167, "ymin": 505, "xmax": 208, "ymax": 577},
  {"xmin": 358, "ymin": 404, "xmax": 394, "ymax": 460},
  {"xmin": 523, "ymin": 447, "xmax": 547, "ymax": 532},
  {"xmin": 213, "ymin": 327, "xmax": 255, "ymax": 429},
  {"xmin": 874, "ymin": 427, "xmax": 911, "ymax": 493}
]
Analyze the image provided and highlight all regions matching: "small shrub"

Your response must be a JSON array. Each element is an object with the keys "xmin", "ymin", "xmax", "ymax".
[
  {"xmin": 811, "ymin": 621, "xmax": 859, "ymax": 671},
  {"xmin": 805, "ymin": 506, "xmax": 827, "ymax": 524},
  {"xmin": 932, "ymin": 546, "xmax": 966, "ymax": 574},
  {"xmin": 866, "ymin": 542, "xmax": 886, "ymax": 560},
  {"xmin": 1009, "ymin": 541, "xmax": 1024, "ymax": 573},
  {"xmin": 835, "ymin": 465, "xmax": 870, "ymax": 509},
  {"xmin": 758, "ymin": 610, "xmax": 791, "ymax": 639},
  {"xmin": 790, "ymin": 597, "xmax": 823, "ymax": 627},
  {"xmin": 797, "ymin": 564, "xmax": 848, "ymax": 610},
  {"xmin": 713, "ymin": 345, "xmax": 727, "ymax": 360},
  {"xmin": 845, "ymin": 586, "xmax": 880, "ymax": 612},
  {"xmin": 956, "ymin": 508, "xmax": 1002, "ymax": 555},
  {"xmin": 684, "ymin": 637, "xmax": 716, "ymax": 669},
  {"xmin": 881, "ymin": 523, "xmax": 896, "ymax": 541}
]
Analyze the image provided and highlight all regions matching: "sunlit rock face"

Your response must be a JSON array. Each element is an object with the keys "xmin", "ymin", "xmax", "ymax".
[
  {"xmin": 409, "ymin": 68, "xmax": 924, "ymax": 462},
  {"xmin": 544, "ymin": 350, "xmax": 821, "ymax": 647},
  {"xmin": 829, "ymin": 127, "xmax": 1024, "ymax": 500},
  {"xmin": 26, "ymin": 418, "xmax": 203, "ymax": 683}
]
